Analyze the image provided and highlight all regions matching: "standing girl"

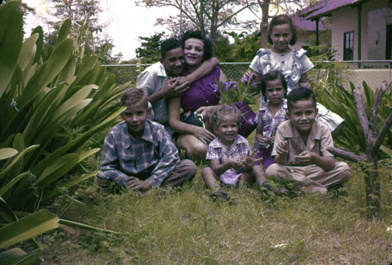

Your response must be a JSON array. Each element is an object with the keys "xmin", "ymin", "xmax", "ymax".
[
  {"xmin": 249, "ymin": 15, "xmax": 344, "ymax": 138},
  {"xmin": 201, "ymin": 105, "xmax": 259, "ymax": 200}
]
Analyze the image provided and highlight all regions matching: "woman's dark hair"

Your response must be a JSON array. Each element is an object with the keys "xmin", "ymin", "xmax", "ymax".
[
  {"xmin": 181, "ymin": 30, "xmax": 213, "ymax": 61},
  {"xmin": 267, "ymin": 15, "xmax": 297, "ymax": 45},
  {"xmin": 261, "ymin": 70, "xmax": 288, "ymax": 102},
  {"xmin": 287, "ymin": 87, "xmax": 317, "ymax": 111}
]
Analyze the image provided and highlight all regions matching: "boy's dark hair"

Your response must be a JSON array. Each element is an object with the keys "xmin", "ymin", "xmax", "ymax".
[
  {"xmin": 211, "ymin": 105, "xmax": 241, "ymax": 129},
  {"xmin": 287, "ymin": 87, "xmax": 317, "ymax": 111},
  {"xmin": 268, "ymin": 15, "xmax": 297, "ymax": 45},
  {"xmin": 181, "ymin": 30, "xmax": 213, "ymax": 61},
  {"xmin": 161, "ymin": 38, "xmax": 182, "ymax": 58},
  {"xmin": 261, "ymin": 70, "xmax": 288, "ymax": 102},
  {"xmin": 121, "ymin": 88, "xmax": 149, "ymax": 108}
]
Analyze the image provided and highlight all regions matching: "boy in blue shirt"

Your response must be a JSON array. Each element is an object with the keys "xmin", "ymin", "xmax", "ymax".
[
  {"xmin": 96, "ymin": 89, "xmax": 196, "ymax": 194},
  {"xmin": 266, "ymin": 87, "xmax": 350, "ymax": 194}
]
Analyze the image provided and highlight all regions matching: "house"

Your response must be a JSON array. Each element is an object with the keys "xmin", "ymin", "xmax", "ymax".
[
  {"xmin": 301, "ymin": 0, "xmax": 392, "ymax": 62},
  {"xmin": 291, "ymin": 15, "xmax": 330, "ymax": 55},
  {"xmin": 301, "ymin": 0, "xmax": 392, "ymax": 89}
]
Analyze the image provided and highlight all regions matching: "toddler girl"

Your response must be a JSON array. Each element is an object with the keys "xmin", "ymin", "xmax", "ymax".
[{"xmin": 201, "ymin": 105, "xmax": 259, "ymax": 200}]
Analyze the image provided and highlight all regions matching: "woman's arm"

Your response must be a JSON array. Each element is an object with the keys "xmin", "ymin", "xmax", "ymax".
[
  {"xmin": 179, "ymin": 57, "xmax": 220, "ymax": 84},
  {"xmin": 168, "ymin": 96, "xmax": 195, "ymax": 134},
  {"xmin": 168, "ymin": 96, "xmax": 216, "ymax": 144}
]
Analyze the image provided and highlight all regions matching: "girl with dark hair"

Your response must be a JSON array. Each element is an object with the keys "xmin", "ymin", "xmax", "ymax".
[{"xmin": 168, "ymin": 30, "xmax": 226, "ymax": 160}]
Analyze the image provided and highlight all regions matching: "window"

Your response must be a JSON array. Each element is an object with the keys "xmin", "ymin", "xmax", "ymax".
[
  {"xmin": 343, "ymin": 31, "xmax": 354, "ymax": 60},
  {"xmin": 386, "ymin": 24, "xmax": 392, "ymax": 60}
]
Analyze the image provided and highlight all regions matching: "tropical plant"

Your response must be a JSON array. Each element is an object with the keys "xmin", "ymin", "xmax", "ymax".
[
  {"xmin": 212, "ymin": 77, "xmax": 258, "ymax": 106},
  {"xmin": 315, "ymin": 73, "xmax": 392, "ymax": 218},
  {"xmin": 0, "ymin": 1, "xmax": 125, "ymax": 262}
]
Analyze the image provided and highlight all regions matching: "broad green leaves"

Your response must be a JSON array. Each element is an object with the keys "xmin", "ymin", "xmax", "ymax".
[
  {"xmin": 0, "ymin": 1, "xmax": 23, "ymax": 98},
  {"xmin": 0, "ymin": 1, "xmax": 124, "ymax": 263}
]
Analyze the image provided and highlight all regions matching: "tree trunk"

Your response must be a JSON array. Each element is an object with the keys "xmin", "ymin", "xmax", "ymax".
[
  {"xmin": 259, "ymin": 0, "xmax": 270, "ymax": 48},
  {"xmin": 359, "ymin": 154, "xmax": 381, "ymax": 218}
]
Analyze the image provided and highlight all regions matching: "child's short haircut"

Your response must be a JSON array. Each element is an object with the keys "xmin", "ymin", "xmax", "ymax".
[
  {"xmin": 268, "ymin": 15, "xmax": 297, "ymax": 45},
  {"xmin": 287, "ymin": 87, "xmax": 317, "ymax": 111},
  {"xmin": 161, "ymin": 38, "xmax": 182, "ymax": 58},
  {"xmin": 181, "ymin": 30, "xmax": 213, "ymax": 61},
  {"xmin": 211, "ymin": 105, "xmax": 241, "ymax": 129},
  {"xmin": 261, "ymin": 70, "xmax": 288, "ymax": 101},
  {"xmin": 121, "ymin": 88, "xmax": 149, "ymax": 108}
]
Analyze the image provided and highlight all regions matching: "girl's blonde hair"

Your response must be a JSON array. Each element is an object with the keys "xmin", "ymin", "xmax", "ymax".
[{"xmin": 211, "ymin": 105, "xmax": 241, "ymax": 129}]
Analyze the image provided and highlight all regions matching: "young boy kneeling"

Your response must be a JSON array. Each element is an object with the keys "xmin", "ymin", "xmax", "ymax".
[
  {"xmin": 96, "ymin": 89, "xmax": 196, "ymax": 194},
  {"xmin": 266, "ymin": 87, "xmax": 350, "ymax": 194}
]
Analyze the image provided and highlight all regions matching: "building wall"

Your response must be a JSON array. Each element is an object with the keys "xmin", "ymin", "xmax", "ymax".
[
  {"xmin": 368, "ymin": 7, "xmax": 392, "ymax": 60},
  {"xmin": 331, "ymin": 0, "xmax": 389, "ymax": 61},
  {"xmin": 292, "ymin": 31, "xmax": 313, "ymax": 50}
]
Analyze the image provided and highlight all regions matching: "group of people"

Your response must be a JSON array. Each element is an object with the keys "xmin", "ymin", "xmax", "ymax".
[{"xmin": 96, "ymin": 15, "xmax": 351, "ymax": 199}]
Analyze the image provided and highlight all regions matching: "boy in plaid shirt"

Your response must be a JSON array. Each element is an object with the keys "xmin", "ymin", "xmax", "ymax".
[{"xmin": 96, "ymin": 89, "xmax": 196, "ymax": 194}]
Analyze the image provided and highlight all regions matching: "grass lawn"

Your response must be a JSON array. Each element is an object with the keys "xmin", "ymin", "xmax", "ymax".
[{"xmin": 38, "ymin": 159, "xmax": 392, "ymax": 264}]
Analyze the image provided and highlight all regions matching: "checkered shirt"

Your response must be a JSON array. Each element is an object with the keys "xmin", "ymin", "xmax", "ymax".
[
  {"xmin": 206, "ymin": 135, "xmax": 250, "ymax": 166},
  {"xmin": 254, "ymin": 100, "xmax": 288, "ymax": 148},
  {"xmin": 97, "ymin": 120, "xmax": 180, "ymax": 187}
]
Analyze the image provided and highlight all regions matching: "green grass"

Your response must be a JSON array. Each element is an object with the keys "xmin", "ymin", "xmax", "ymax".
[{"xmin": 37, "ymin": 161, "xmax": 392, "ymax": 264}]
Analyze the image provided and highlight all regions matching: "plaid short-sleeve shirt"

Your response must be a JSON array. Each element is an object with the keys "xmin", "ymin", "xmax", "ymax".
[
  {"xmin": 254, "ymin": 100, "xmax": 288, "ymax": 149},
  {"xmin": 206, "ymin": 135, "xmax": 250, "ymax": 165}
]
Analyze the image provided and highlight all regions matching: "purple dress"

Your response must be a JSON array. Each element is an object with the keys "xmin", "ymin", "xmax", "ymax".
[{"xmin": 181, "ymin": 66, "xmax": 221, "ymax": 112}]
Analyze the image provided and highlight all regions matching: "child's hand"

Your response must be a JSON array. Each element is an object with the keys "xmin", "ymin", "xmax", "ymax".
[
  {"xmin": 256, "ymin": 133, "xmax": 268, "ymax": 146},
  {"xmin": 243, "ymin": 70, "xmax": 256, "ymax": 81},
  {"xmin": 267, "ymin": 136, "xmax": 275, "ymax": 145},
  {"xmin": 241, "ymin": 150, "xmax": 262, "ymax": 171},
  {"xmin": 299, "ymin": 81, "xmax": 312, "ymax": 89},
  {"xmin": 126, "ymin": 177, "xmax": 152, "ymax": 192},
  {"xmin": 230, "ymin": 158, "xmax": 242, "ymax": 170},
  {"xmin": 276, "ymin": 140, "xmax": 288, "ymax": 156},
  {"xmin": 293, "ymin": 151, "xmax": 313, "ymax": 165}
]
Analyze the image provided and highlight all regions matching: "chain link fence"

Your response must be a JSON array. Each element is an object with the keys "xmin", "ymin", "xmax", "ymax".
[{"xmin": 104, "ymin": 61, "xmax": 392, "ymax": 90}]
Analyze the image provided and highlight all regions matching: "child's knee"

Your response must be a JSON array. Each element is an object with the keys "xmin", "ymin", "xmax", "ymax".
[
  {"xmin": 336, "ymin": 162, "xmax": 351, "ymax": 183},
  {"xmin": 201, "ymin": 167, "xmax": 213, "ymax": 177},
  {"xmin": 180, "ymin": 159, "xmax": 197, "ymax": 176},
  {"xmin": 265, "ymin": 163, "xmax": 279, "ymax": 177},
  {"xmin": 186, "ymin": 144, "xmax": 208, "ymax": 160}
]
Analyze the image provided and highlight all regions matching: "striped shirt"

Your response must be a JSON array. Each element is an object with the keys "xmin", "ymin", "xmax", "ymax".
[{"xmin": 97, "ymin": 120, "xmax": 180, "ymax": 187}]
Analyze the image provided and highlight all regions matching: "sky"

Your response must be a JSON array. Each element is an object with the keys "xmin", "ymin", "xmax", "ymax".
[
  {"xmin": 24, "ymin": 0, "xmax": 176, "ymax": 60},
  {"xmin": 23, "ymin": 0, "xmax": 290, "ymax": 61}
]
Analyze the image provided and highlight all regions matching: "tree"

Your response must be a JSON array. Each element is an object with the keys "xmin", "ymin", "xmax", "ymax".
[
  {"xmin": 249, "ymin": 0, "xmax": 310, "ymax": 47},
  {"xmin": 136, "ymin": 0, "xmax": 259, "ymax": 46},
  {"xmin": 45, "ymin": 0, "xmax": 121, "ymax": 63},
  {"xmin": 136, "ymin": 32, "xmax": 167, "ymax": 64},
  {"xmin": 226, "ymin": 30, "xmax": 261, "ymax": 61}
]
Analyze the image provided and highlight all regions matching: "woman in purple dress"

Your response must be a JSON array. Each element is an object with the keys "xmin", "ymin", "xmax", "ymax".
[{"xmin": 168, "ymin": 31, "xmax": 226, "ymax": 159}]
